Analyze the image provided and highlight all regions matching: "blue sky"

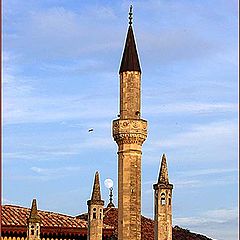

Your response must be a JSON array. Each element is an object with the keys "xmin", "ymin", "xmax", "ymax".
[{"xmin": 3, "ymin": 1, "xmax": 238, "ymax": 240}]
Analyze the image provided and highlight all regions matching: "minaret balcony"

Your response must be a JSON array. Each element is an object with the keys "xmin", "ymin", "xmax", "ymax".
[{"xmin": 112, "ymin": 119, "xmax": 147, "ymax": 145}]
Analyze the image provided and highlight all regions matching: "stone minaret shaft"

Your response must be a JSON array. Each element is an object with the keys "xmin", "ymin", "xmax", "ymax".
[
  {"xmin": 27, "ymin": 199, "xmax": 41, "ymax": 240},
  {"xmin": 112, "ymin": 6, "xmax": 148, "ymax": 240},
  {"xmin": 87, "ymin": 171, "xmax": 104, "ymax": 240},
  {"xmin": 153, "ymin": 154, "xmax": 173, "ymax": 240}
]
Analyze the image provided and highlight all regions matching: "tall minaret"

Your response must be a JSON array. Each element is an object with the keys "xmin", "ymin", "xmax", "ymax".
[
  {"xmin": 112, "ymin": 6, "xmax": 148, "ymax": 240},
  {"xmin": 27, "ymin": 199, "xmax": 41, "ymax": 240},
  {"xmin": 87, "ymin": 171, "xmax": 104, "ymax": 240},
  {"xmin": 153, "ymin": 154, "xmax": 173, "ymax": 240}
]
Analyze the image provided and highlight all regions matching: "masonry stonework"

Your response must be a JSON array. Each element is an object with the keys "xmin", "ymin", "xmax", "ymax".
[
  {"xmin": 27, "ymin": 199, "xmax": 41, "ymax": 240},
  {"xmin": 112, "ymin": 16, "xmax": 148, "ymax": 239},
  {"xmin": 153, "ymin": 154, "xmax": 173, "ymax": 240},
  {"xmin": 87, "ymin": 172, "xmax": 104, "ymax": 240}
]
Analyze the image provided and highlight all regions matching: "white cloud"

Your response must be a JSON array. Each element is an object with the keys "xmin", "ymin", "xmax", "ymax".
[
  {"xmin": 156, "ymin": 120, "xmax": 237, "ymax": 149},
  {"xmin": 145, "ymin": 102, "xmax": 237, "ymax": 115},
  {"xmin": 5, "ymin": 6, "xmax": 121, "ymax": 60},
  {"xmin": 4, "ymin": 136, "xmax": 114, "ymax": 161},
  {"xmin": 31, "ymin": 166, "xmax": 81, "ymax": 175},
  {"xmin": 2, "ymin": 198, "xmax": 14, "ymax": 205},
  {"xmin": 173, "ymin": 208, "xmax": 239, "ymax": 240},
  {"xmin": 179, "ymin": 168, "xmax": 238, "ymax": 177}
]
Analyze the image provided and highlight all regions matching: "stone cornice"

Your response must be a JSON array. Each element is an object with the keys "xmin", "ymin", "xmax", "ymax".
[
  {"xmin": 153, "ymin": 183, "xmax": 173, "ymax": 190},
  {"xmin": 112, "ymin": 119, "xmax": 147, "ymax": 145}
]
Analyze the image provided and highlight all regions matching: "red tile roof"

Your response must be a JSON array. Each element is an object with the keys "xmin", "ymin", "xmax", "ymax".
[
  {"xmin": 1, "ymin": 205, "xmax": 113, "ymax": 234},
  {"xmin": 1, "ymin": 205, "xmax": 87, "ymax": 228},
  {"xmin": 1, "ymin": 205, "xmax": 213, "ymax": 240},
  {"xmin": 102, "ymin": 208, "xmax": 213, "ymax": 240}
]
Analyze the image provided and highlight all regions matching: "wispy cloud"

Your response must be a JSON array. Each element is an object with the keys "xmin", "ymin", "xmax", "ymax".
[
  {"xmin": 174, "ymin": 209, "xmax": 235, "ymax": 225},
  {"xmin": 145, "ymin": 102, "xmax": 237, "ymax": 115},
  {"xmin": 178, "ymin": 168, "xmax": 238, "ymax": 177},
  {"xmin": 143, "ymin": 168, "xmax": 237, "ymax": 189},
  {"xmin": 4, "ymin": 136, "xmax": 114, "ymax": 161},
  {"xmin": 30, "ymin": 166, "xmax": 82, "ymax": 180},
  {"xmin": 173, "ymin": 208, "xmax": 239, "ymax": 240},
  {"xmin": 2, "ymin": 198, "xmax": 14, "ymax": 205},
  {"xmin": 154, "ymin": 120, "xmax": 237, "ymax": 149}
]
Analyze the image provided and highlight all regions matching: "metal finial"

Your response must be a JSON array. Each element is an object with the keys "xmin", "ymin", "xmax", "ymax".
[
  {"xmin": 129, "ymin": 5, "xmax": 133, "ymax": 25},
  {"xmin": 107, "ymin": 187, "xmax": 115, "ymax": 208}
]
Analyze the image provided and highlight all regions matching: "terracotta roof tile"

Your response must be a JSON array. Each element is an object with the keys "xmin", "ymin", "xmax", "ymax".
[
  {"xmin": 103, "ymin": 208, "xmax": 213, "ymax": 240},
  {"xmin": 1, "ymin": 205, "xmax": 111, "ymax": 230},
  {"xmin": 2, "ymin": 205, "xmax": 212, "ymax": 239}
]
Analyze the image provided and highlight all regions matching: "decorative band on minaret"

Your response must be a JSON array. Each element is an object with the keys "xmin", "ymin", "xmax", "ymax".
[{"xmin": 112, "ymin": 6, "xmax": 148, "ymax": 240}]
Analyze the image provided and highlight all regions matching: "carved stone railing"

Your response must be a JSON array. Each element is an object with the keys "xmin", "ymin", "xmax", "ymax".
[{"xmin": 112, "ymin": 119, "xmax": 148, "ymax": 145}]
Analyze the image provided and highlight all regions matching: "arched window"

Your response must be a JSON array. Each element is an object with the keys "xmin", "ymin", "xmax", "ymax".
[
  {"xmin": 168, "ymin": 194, "xmax": 171, "ymax": 205},
  {"xmin": 93, "ymin": 208, "xmax": 97, "ymax": 219},
  {"xmin": 100, "ymin": 213, "xmax": 102, "ymax": 220},
  {"xmin": 31, "ymin": 230, "xmax": 34, "ymax": 235},
  {"xmin": 161, "ymin": 193, "xmax": 166, "ymax": 205}
]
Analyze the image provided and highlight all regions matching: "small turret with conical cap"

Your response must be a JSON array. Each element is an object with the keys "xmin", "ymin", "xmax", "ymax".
[
  {"xmin": 153, "ymin": 154, "xmax": 173, "ymax": 240},
  {"xmin": 27, "ymin": 199, "xmax": 41, "ymax": 240},
  {"xmin": 90, "ymin": 171, "xmax": 102, "ymax": 201},
  {"xmin": 87, "ymin": 171, "xmax": 104, "ymax": 240},
  {"xmin": 158, "ymin": 153, "xmax": 169, "ymax": 184},
  {"xmin": 28, "ymin": 199, "xmax": 41, "ymax": 223}
]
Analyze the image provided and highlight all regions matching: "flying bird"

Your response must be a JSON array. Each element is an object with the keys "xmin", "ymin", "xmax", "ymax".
[{"xmin": 88, "ymin": 128, "xmax": 93, "ymax": 132}]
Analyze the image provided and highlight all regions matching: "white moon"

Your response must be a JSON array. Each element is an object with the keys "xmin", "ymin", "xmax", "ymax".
[{"xmin": 104, "ymin": 178, "xmax": 113, "ymax": 188}]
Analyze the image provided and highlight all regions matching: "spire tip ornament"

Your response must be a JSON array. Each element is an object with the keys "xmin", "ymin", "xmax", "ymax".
[{"xmin": 129, "ymin": 5, "xmax": 133, "ymax": 25}]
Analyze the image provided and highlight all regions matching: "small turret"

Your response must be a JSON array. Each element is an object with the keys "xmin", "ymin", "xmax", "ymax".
[
  {"xmin": 153, "ymin": 154, "xmax": 173, "ymax": 240},
  {"xmin": 27, "ymin": 199, "xmax": 41, "ymax": 240},
  {"xmin": 87, "ymin": 172, "xmax": 104, "ymax": 240}
]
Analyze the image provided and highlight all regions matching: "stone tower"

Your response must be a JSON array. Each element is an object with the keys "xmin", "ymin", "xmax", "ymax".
[
  {"xmin": 87, "ymin": 171, "xmax": 104, "ymax": 240},
  {"xmin": 112, "ymin": 6, "xmax": 148, "ymax": 240},
  {"xmin": 153, "ymin": 154, "xmax": 173, "ymax": 240},
  {"xmin": 27, "ymin": 199, "xmax": 41, "ymax": 240}
]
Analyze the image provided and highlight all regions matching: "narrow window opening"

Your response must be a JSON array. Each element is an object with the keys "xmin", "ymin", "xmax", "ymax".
[
  {"xmin": 161, "ymin": 193, "xmax": 166, "ymax": 205},
  {"xmin": 93, "ymin": 212, "xmax": 96, "ymax": 219},
  {"xmin": 169, "ymin": 198, "xmax": 171, "ymax": 205},
  {"xmin": 100, "ymin": 213, "xmax": 102, "ymax": 220},
  {"xmin": 31, "ymin": 230, "xmax": 34, "ymax": 235}
]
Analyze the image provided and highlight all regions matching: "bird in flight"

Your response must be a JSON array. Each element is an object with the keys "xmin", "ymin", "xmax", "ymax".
[{"xmin": 88, "ymin": 128, "xmax": 93, "ymax": 132}]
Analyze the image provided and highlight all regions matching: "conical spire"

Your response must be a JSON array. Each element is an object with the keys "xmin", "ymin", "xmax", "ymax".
[
  {"xmin": 28, "ymin": 199, "xmax": 41, "ymax": 223},
  {"xmin": 158, "ymin": 154, "xmax": 169, "ymax": 184},
  {"xmin": 119, "ymin": 6, "xmax": 141, "ymax": 73},
  {"xmin": 91, "ymin": 171, "xmax": 102, "ymax": 201}
]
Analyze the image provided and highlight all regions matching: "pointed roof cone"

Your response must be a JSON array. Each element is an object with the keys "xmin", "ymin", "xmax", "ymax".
[
  {"xmin": 119, "ymin": 6, "xmax": 141, "ymax": 73},
  {"xmin": 158, "ymin": 153, "xmax": 169, "ymax": 184},
  {"xmin": 28, "ymin": 199, "xmax": 41, "ymax": 223},
  {"xmin": 91, "ymin": 171, "xmax": 102, "ymax": 201}
]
